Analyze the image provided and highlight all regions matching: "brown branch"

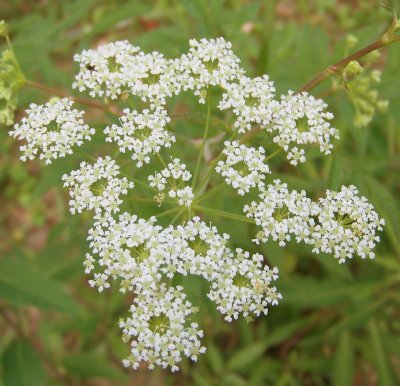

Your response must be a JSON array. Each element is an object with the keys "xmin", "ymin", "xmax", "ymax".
[
  {"xmin": 25, "ymin": 79, "xmax": 122, "ymax": 115},
  {"xmin": 298, "ymin": 35, "xmax": 400, "ymax": 93}
]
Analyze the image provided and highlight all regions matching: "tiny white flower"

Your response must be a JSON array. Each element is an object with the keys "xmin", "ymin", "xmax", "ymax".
[
  {"xmin": 72, "ymin": 40, "xmax": 141, "ymax": 100},
  {"xmin": 208, "ymin": 249, "xmax": 281, "ymax": 322},
  {"xmin": 9, "ymin": 98, "xmax": 94, "ymax": 164},
  {"xmin": 104, "ymin": 107, "xmax": 175, "ymax": 167},
  {"xmin": 216, "ymin": 141, "xmax": 271, "ymax": 195},
  {"xmin": 244, "ymin": 179, "xmax": 318, "ymax": 246},
  {"xmin": 178, "ymin": 37, "xmax": 244, "ymax": 103},
  {"xmin": 265, "ymin": 91, "xmax": 339, "ymax": 165},
  {"xmin": 149, "ymin": 158, "xmax": 194, "ymax": 206},
  {"xmin": 312, "ymin": 185, "xmax": 385, "ymax": 263},
  {"xmin": 218, "ymin": 75, "xmax": 275, "ymax": 133},
  {"xmin": 120, "ymin": 284, "xmax": 206, "ymax": 371},
  {"xmin": 62, "ymin": 156, "xmax": 133, "ymax": 214}
]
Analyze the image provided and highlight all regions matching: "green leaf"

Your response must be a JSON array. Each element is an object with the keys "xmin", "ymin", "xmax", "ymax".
[
  {"xmin": 0, "ymin": 259, "xmax": 80, "ymax": 315},
  {"xmin": 221, "ymin": 373, "xmax": 248, "ymax": 386},
  {"xmin": 332, "ymin": 331, "xmax": 354, "ymax": 386},
  {"xmin": 2, "ymin": 339, "xmax": 47, "ymax": 386},
  {"xmin": 227, "ymin": 342, "xmax": 267, "ymax": 372},
  {"xmin": 206, "ymin": 342, "xmax": 224, "ymax": 375},
  {"xmin": 88, "ymin": 2, "xmax": 151, "ymax": 38},
  {"xmin": 361, "ymin": 175, "xmax": 400, "ymax": 254},
  {"xmin": 328, "ymin": 298, "xmax": 385, "ymax": 338},
  {"xmin": 368, "ymin": 319, "xmax": 395, "ymax": 386},
  {"xmin": 61, "ymin": 353, "xmax": 128, "ymax": 382},
  {"xmin": 263, "ymin": 317, "xmax": 312, "ymax": 348},
  {"xmin": 281, "ymin": 277, "xmax": 376, "ymax": 307}
]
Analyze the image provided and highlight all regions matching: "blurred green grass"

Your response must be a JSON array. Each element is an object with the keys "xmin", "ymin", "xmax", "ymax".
[{"xmin": 1, "ymin": 1, "xmax": 400, "ymax": 385}]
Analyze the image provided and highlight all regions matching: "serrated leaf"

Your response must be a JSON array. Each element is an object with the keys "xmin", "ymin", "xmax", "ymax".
[
  {"xmin": 0, "ymin": 259, "xmax": 80, "ymax": 315},
  {"xmin": 2, "ymin": 339, "xmax": 47, "ymax": 386}
]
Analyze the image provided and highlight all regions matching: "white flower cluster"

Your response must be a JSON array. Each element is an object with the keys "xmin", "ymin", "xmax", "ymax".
[
  {"xmin": 171, "ymin": 216, "xmax": 230, "ymax": 280},
  {"xmin": 148, "ymin": 158, "xmax": 194, "ymax": 206},
  {"xmin": 218, "ymin": 75, "xmax": 275, "ymax": 133},
  {"xmin": 9, "ymin": 98, "xmax": 94, "ymax": 164},
  {"xmin": 120, "ymin": 285, "xmax": 205, "ymax": 372},
  {"xmin": 104, "ymin": 107, "xmax": 175, "ymax": 167},
  {"xmin": 73, "ymin": 40, "xmax": 140, "ymax": 100},
  {"xmin": 216, "ymin": 141, "xmax": 271, "ymax": 195},
  {"xmin": 73, "ymin": 40, "xmax": 182, "ymax": 106},
  {"xmin": 85, "ymin": 213, "xmax": 164, "ymax": 292},
  {"xmin": 312, "ymin": 185, "xmax": 385, "ymax": 263},
  {"xmin": 265, "ymin": 92, "xmax": 339, "ymax": 165},
  {"xmin": 244, "ymin": 179, "xmax": 317, "ymax": 246},
  {"xmin": 245, "ymin": 181, "xmax": 384, "ymax": 262},
  {"xmin": 178, "ymin": 37, "xmax": 244, "ymax": 103},
  {"xmin": 10, "ymin": 37, "xmax": 386, "ymax": 373},
  {"xmin": 74, "ymin": 37, "xmax": 244, "ymax": 105},
  {"xmin": 85, "ymin": 213, "xmax": 280, "ymax": 370},
  {"xmin": 208, "ymin": 249, "xmax": 281, "ymax": 322},
  {"xmin": 62, "ymin": 156, "xmax": 133, "ymax": 214}
]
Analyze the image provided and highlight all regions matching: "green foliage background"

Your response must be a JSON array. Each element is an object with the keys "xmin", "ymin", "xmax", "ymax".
[{"xmin": 1, "ymin": 1, "xmax": 400, "ymax": 385}]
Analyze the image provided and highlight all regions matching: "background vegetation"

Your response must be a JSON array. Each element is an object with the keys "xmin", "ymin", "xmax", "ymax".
[{"xmin": 1, "ymin": 0, "xmax": 400, "ymax": 385}]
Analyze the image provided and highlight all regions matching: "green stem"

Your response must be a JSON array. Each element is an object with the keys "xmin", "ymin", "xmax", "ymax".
[
  {"xmin": 194, "ymin": 131, "xmax": 236, "ymax": 196},
  {"xmin": 75, "ymin": 149, "xmax": 97, "ymax": 162},
  {"xmin": 265, "ymin": 147, "xmax": 283, "ymax": 161},
  {"xmin": 194, "ymin": 182, "xmax": 226, "ymax": 204},
  {"xmin": 192, "ymin": 89, "xmax": 212, "ymax": 189},
  {"xmin": 155, "ymin": 206, "xmax": 180, "ymax": 219},
  {"xmin": 5, "ymin": 35, "xmax": 24, "ymax": 78},
  {"xmin": 169, "ymin": 208, "xmax": 186, "ymax": 224},
  {"xmin": 119, "ymin": 171, "xmax": 156, "ymax": 192},
  {"xmin": 156, "ymin": 152, "xmax": 168, "ymax": 168},
  {"xmin": 194, "ymin": 205, "xmax": 254, "ymax": 224},
  {"xmin": 126, "ymin": 195, "xmax": 175, "ymax": 204}
]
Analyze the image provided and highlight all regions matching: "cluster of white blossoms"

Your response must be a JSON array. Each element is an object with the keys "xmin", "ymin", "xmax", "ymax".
[
  {"xmin": 216, "ymin": 141, "xmax": 271, "ymax": 195},
  {"xmin": 120, "ymin": 285, "xmax": 205, "ymax": 371},
  {"xmin": 72, "ymin": 40, "xmax": 140, "ymax": 100},
  {"xmin": 85, "ymin": 213, "xmax": 280, "ymax": 370},
  {"xmin": 218, "ymin": 75, "xmax": 276, "ymax": 133},
  {"xmin": 244, "ymin": 179, "xmax": 317, "ymax": 247},
  {"xmin": 208, "ymin": 249, "xmax": 281, "ymax": 322},
  {"xmin": 72, "ymin": 40, "xmax": 182, "ymax": 106},
  {"xmin": 62, "ymin": 156, "xmax": 133, "ymax": 214},
  {"xmin": 85, "ymin": 213, "xmax": 164, "ymax": 293},
  {"xmin": 171, "ymin": 216, "xmax": 231, "ymax": 280},
  {"xmin": 9, "ymin": 98, "xmax": 94, "ymax": 164},
  {"xmin": 148, "ymin": 158, "xmax": 194, "ymax": 206},
  {"xmin": 178, "ymin": 38, "xmax": 244, "ymax": 103},
  {"xmin": 10, "ymin": 37, "xmax": 386, "ymax": 372},
  {"xmin": 104, "ymin": 107, "xmax": 175, "ymax": 167},
  {"xmin": 245, "ymin": 181, "xmax": 384, "ymax": 263},
  {"xmin": 312, "ymin": 185, "xmax": 385, "ymax": 263},
  {"xmin": 265, "ymin": 92, "xmax": 340, "ymax": 165}
]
